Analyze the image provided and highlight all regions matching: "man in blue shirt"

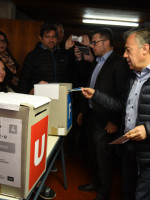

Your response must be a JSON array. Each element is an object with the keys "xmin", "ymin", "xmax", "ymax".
[
  {"xmin": 78, "ymin": 27, "xmax": 129, "ymax": 200},
  {"xmin": 81, "ymin": 27, "xmax": 150, "ymax": 200},
  {"xmin": 122, "ymin": 27, "xmax": 150, "ymax": 200}
]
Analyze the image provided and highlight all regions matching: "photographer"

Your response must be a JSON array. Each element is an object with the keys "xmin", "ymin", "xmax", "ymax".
[
  {"xmin": 64, "ymin": 34, "xmax": 95, "ymax": 154},
  {"xmin": 65, "ymin": 34, "xmax": 95, "ymax": 86}
]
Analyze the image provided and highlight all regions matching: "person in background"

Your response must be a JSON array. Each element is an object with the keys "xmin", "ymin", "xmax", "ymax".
[
  {"xmin": 18, "ymin": 23, "xmax": 74, "ymax": 200},
  {"xmin": 18, "ymin": 23, "xmax": 74, "ymax": 95},
  {"xmin": 65, "ymin": 33, "xmax": 95, "ymax": 87},
  {"xmin": 18, "ymin": 23, "xmax": 82, "ymax": 200},
  {"xmin": 73, "ymin": 34, "xmax": 95, "ymax": 86},
  {"xmin": 0, "ymin": 58, "xmax": 14, "ymax": 92},
  {"xmin": 76, "ymin": 27, "xmax": 129, "ymax": 200},
  {"xmin": 64, "ymin": 34, "xmax": 94, "ymax": 154},
  {"xmin": 0, "ymin": 31, "xmax": 19, "ymax": 92},
  {"xmin": 55, "ymin": 23, "xmax": 65, "ymax": 48},
  {"xmin": 73, "ymin": 36, "xmax": 95, "ymax": 153}
]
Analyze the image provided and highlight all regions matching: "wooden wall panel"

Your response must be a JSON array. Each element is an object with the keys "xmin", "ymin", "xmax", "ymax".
[{"xmin": 0, "ymin": 19, "xmax": 43, "ymax": 73}]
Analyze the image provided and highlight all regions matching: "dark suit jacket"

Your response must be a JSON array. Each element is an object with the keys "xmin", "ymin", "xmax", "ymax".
[{"xmin": 86, "ymin": 51, "xmax": 129, "ymax": 127}]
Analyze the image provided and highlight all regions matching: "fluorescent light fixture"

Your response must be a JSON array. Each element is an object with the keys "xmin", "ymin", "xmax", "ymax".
[
  {"xmin": 83, "ymin": 14, "xmax": 139, "ymax": 22},
  {"xmin": 82, "ymin": 19, "xmax": 139, "ymax": 27}
]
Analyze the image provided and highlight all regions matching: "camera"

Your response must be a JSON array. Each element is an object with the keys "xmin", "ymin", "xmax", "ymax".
[
  {"xmin": 76, "ymin": 46, "xmax": 90, "ymax": 55},
  {"xmin": 72, "ymin": 35, "xmax": 82, "ymax": 43}
]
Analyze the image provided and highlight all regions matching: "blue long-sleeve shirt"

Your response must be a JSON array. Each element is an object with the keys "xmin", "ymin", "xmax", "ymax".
[{"xmin": 124, "ymin": 65, "xmax": 150, "ymax": 133}]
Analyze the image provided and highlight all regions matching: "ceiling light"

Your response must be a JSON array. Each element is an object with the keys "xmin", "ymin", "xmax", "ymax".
[
  {"xmin": 82, "ymin": 19, "xmax": 139, "ymax": 27},
  {"xmin": 83, "ymin": 14, "xmax": 139, "ymax": 23}
]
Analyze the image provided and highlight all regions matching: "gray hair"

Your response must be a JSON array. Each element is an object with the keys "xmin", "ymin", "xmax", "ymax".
[{"xmin": 124, "ymin": 27, "xmax": 150, "ymax": 47}]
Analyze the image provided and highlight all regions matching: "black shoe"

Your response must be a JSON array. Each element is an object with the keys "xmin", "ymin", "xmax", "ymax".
[
  {"xmin": 78, "ymin": 183, "xmax": 97, "ymax": 191},
  {"xmin": 50, "ymin": 165, "xmax": 57, "ymax": 172},
  {"xmin": 39, "ymin": 185, "xmax": 56, "ymax": 199}
]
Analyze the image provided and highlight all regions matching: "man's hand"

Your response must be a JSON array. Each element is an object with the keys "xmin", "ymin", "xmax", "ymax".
[
  {"xmin": 125, "ymin": 125, "xmax": 147, "ymax": 141},
  {"xmin": 65, "ymin": 35, "xmax": 75, "ymax": 50},
  {"xmin": 83, "ymin": 48, "xmax": 94, "ymax": 63},
  {"xmin": 81, "ymin": 88, "xmax": 95, "ymax": 98},
  {"xmin": 29, "ymin": 88, "xmax": 34, "ymax": 95},
  {"xmin": 105, "ymin": 121, "xmax": 118, "ymax": 134},
  {"xmin": 30, "ymin": 80, "xmax": 48, "ymax": 95},
  {"xmin": 74, "ymin": 46, "xmax": 82, "ymax": 61},
  {"xmin": 80, "ymin": 35, "xmax": 90, "ymax": 47},
  {"xmin": 77, "ymin": 112, "xmax": 83, "ymax": 126},
  {"xmin": 39, "ymin": 81, "xmax": 48, "ymax": 84}
]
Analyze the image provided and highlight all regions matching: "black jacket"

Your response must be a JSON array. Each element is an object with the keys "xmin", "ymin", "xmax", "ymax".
[
  {"xmin": 128, "ymin": 74, "xmax": 150, "ymax": 166},
  {"xmin": 85, "ymin": 52, "xmax": 129, "ymax": 126},
  {"xmin": 18, "ymin": 43, "xmax": 74, "ymax": 94},
  {"xmin": 92, "ymin": 70, "xmax": 150, "ymax": 165}
]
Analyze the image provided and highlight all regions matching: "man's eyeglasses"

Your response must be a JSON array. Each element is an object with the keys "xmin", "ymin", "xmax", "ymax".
[{"xmin": 90, "ymin": 40, "xmax": 106, "ymax": 46}]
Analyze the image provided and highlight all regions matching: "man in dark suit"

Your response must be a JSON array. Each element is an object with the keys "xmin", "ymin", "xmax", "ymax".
[{"xmin": 78, "ymin": 27, "xmax": 129, "ymax": 200}]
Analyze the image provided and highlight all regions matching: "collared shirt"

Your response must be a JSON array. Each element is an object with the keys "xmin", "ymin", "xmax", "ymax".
[
  {"xmin": 89, "ymin": 50, "xmax": 113, "ymax": 88},
  {"xmin": 124, "ymin": 65, "xmax": 150, "ymax": 133},
  {"xmin": 89, "ymin": 50, "xmax": 113, "ymax": 108}
]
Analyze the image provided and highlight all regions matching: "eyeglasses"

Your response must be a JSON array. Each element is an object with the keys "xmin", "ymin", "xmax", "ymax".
[
  {"xmin": 90, "ymin": 40, "xmax": 106, "ymax": 46},
  {"xmin": 0, "ymin": 39, "xmax": 7, "ymax": 44}
]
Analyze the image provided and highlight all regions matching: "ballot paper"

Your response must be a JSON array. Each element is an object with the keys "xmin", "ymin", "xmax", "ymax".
[
  {"xmin": 109, "ymin": 135, "xmax": 129, "ymax": 144},
  {"xmin": 0, "ymin": 92, "xmax": 50, "ymax": 111},
  {"xmin": 68, "ymin": 87, "xmax": 82, "ymax": 92}
]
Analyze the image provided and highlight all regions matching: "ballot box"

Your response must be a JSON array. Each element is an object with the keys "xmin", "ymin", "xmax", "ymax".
[
  {"xmin": 0, "ymin": 92, "xmax": 50, "ymax": 199},
  {"xmin": 34, "ymin": 83, "xmax": 72, "ymax": 136}
]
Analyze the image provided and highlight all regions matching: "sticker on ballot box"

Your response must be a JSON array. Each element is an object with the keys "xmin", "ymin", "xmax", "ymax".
[
  {"xmin": 29, "ymin": 116, "xmax": 48, "ymax": 191},
  {"xmin": 0, "ymin": 117, "xmax": 22, "ymax": 188},
  {"xmin": 67, "ymin": 93, "xmax": 72, "ymax": 130}
]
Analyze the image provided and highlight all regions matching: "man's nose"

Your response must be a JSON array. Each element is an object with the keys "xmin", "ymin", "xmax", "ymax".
[{"xmin": 123, "ymin": 51, "xmax": 127, "ymax": 58}]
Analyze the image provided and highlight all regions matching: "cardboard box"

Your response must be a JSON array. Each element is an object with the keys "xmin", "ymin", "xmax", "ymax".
[
  {"xmin": 0, "ymin": 92, "xmax": 50, "ymax": 199},
  {"xmin": 34, "ymin": 83, "xmax": 72, "ymax": 136}
]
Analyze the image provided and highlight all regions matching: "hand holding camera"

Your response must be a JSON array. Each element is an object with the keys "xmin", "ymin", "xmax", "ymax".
[
  {"xmin": 71, "ymin": 35, "xmax": 90, "ymax": 47},
  {"xmin": 72, "ymin": 35, "xmax": 83, "ymax": 43},
  {"xmin": 74, "ymin": 46, "xmax": 83, "ymax": 61}
]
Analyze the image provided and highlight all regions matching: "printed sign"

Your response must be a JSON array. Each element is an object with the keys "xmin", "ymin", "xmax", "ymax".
[
  {"xmin": 0, "ymin": 117, "xmax": 22, "ymax": 187},
  {"xmin": 29, "ymin": 116, "xmax": 48, "ymax": 191},
  {"xmin": 67, "ymin": 93, "xmax": 72, "ymax": 130}
]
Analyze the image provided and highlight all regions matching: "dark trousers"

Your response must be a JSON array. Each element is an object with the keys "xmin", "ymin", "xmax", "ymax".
[
  {"xmin": 122, "ymin": 143, "xmax": 150, "ymax": 200},
  {"xmin": 121, "ymin": 143, "xmax": 138, "ymax": 200},
  {"xmin": 86, "ymin": 111, "xmax": 115, "ymax": 200},
  {"xmin": 136, "ymin": 166, "xmax": 150, "ymax": 200}
]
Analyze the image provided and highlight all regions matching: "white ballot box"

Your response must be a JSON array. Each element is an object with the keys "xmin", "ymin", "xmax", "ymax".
[
  {"xmin": 34, "ymin": 83, "xmax": 72, "ymax": 136},
  {"xmin": 0, "ymin": 92, "xmax": 50, "ymax": 199}
]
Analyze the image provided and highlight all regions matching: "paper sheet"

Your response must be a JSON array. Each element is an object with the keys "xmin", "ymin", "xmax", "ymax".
[
  {"xmin": 0, "ymin": 92, "xmax": 50, "ymax": 111},
  {"xmin": 34, "ymin": 83, "xmax": 59, "ymax": 99},
  {"xmin": 109, "ymin": 135, "xmax": 129, "ymax": 144}
]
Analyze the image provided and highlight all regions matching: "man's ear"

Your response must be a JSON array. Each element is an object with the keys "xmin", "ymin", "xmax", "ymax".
[
  {"xmin": 142, "ymin": 43, "xmax": 150, "ymax": 55},
  {"xmin": 39, "ymin": 35, "xmax": 42, "ymax": 42}
]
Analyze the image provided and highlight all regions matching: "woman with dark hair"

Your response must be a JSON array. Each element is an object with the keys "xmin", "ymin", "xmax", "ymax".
[
  {"xmin": 0, "ymin": 58, "xmax": 14, "ymax": 92},
  {"xmin": 0, "ymin": 31, "xmax": 19, "ymax": 92}
]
